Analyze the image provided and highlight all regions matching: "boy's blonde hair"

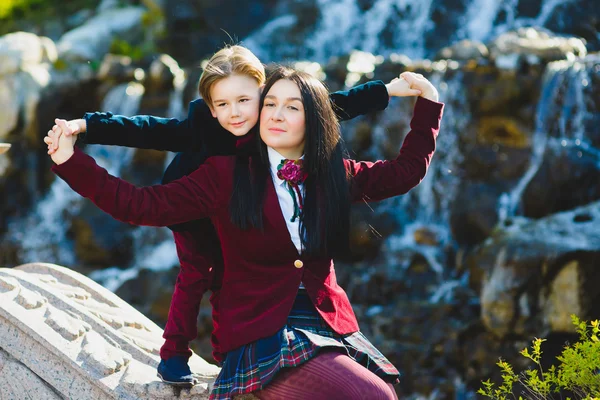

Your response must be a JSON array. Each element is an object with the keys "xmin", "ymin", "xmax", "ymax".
[{"xmin": 199, "ymin": 45, "xmax": 266, "ymax": 108}]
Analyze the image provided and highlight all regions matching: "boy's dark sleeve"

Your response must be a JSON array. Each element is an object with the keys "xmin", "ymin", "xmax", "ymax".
[
  {"xmin": 79, "ymin": 99, "xmax": 215, "ymax": 152},
  {"xmin": 330, "ymin": 80, "xmax": 390, "ymax": 121}
]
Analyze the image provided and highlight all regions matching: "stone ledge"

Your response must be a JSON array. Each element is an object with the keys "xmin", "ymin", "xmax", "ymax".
[{"xmin": 0, "ymin": 263, "xmax": 219, "ymax": 399}]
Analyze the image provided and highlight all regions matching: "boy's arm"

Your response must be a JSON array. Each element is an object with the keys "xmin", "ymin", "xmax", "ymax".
[
  {"xmin": 81, "ymin": 81, "xmax": 393, "ymax": 148},
  {"xmin": 330, "ymin": 80, "xmax": 390, "ymax": 121},
  {"xmin": 79, "ymin": 99, "xmax": 215, "ymax": 152}
]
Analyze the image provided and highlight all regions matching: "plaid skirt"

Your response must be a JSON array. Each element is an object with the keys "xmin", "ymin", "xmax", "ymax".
[{"xmin": 209, "ymin": 289, "xmax": 400, "ymax": 400}]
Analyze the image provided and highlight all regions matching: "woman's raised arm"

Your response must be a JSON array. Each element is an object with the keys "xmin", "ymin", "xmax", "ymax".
[{"xmin": 346, "ymin": 91, "xmax": 443, "ymax": 203}]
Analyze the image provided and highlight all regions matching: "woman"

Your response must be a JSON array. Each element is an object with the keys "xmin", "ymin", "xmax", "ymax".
[
  {"xmin": 45, "ymin": 45, "xmax": 415, "ymax": 387},
  {"xmin": 50, "ymin": 66, "xmax": 443, "ymax": 399}
]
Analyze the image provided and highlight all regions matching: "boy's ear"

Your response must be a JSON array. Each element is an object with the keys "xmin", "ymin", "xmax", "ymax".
[
  {"xmin": 209, "ymin": 106, "xmax": 217, "ymax": 118},
  {"xmin": 259, "ymin": 84, "xmax": 265, "ymax": 94}
]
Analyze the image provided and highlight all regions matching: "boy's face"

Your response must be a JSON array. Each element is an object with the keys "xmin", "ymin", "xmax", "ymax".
[{"xmin": 209, "ymin": 74, "xmax": 262, "ymax": 136}]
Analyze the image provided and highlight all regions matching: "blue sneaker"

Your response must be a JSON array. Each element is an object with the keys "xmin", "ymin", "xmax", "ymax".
[{"xmin": 157, "ymin": 356, "xmax": 196, "ymax": 387}]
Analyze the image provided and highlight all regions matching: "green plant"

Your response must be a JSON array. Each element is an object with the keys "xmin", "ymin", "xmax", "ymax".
[
  {"xmin": 0, "ymin": 0, "xmax": 98, "ymax": 36},
  {"xmin": 479, "ymin": 315, "xmax": 600, "ymax": 400},
  {"xmin": 108, "ymin": 38, "xmax": 158, "ymax": 62},
  {"xmin": 0, "ymin": 0, "xmax": 33, "ymax": 19}
]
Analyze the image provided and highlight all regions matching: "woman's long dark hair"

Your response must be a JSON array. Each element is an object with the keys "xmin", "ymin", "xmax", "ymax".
[{"xmin": 229, "ymin": 66, "xmax": 351, "ymax": 258}]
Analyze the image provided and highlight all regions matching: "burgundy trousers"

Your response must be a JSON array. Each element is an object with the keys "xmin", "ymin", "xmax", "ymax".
[
  {"xmin": 252, "ymin": 350, "xmax": 399, "ymax": 400},
  {"xmin": 159, "ymin": 229, "xmax": 224, "ymax": 363}
]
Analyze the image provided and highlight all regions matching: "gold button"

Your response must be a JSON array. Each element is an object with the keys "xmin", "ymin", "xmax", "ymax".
[{"xmin": 294, "ymin": 259, "xmax": 304, "ymax": 268}]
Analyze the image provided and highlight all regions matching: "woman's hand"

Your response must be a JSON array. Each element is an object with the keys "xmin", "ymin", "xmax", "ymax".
[
  {"xmin": 48, "ymin": 119, "xmax": 77, "ymax": 165},
  {"xmin": 385, "ymin": 76, "xmax": 422, "ymax": 97},
  {"xmin": 399, "ymin": 72, "xmax": 439, "ymax": 102},
  {"xmin": 45, "ymin": 118, "xmax": 86, "ymax": 155}
]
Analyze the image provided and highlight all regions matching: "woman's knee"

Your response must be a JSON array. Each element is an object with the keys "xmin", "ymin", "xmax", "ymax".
[
  {"xmin": 320, "ymin": 352, "xmax": 396, "ymax": 399},
  {"xmin": 340, "ymin": 376, "xmax": 396, "ymax": 399},
  {"xmin": 387, "ymin": 383, "xmax": 399, "ymax": 400},
  {"xmin": 255, "ymin": 350, "xmax": 397, "ymax": 400}
]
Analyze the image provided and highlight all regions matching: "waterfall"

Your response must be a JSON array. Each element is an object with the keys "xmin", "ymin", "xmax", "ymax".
[
  {"xmin": 498, "ymin": 54, "xmax": 598, "ymax": 223},
  {"xmin": 384, "ymin": 73, "xmax": 465, "ymax": 260},
  {"xmin": 6, "ymin": 82, "xmax": 144, "ymax": 266},
  {"xmin": 243, "ymin": 0, "xmax": 575, "ymax": 63},
  {"xmin": 338, "ymin": 68, "xmax": 470, "ymax": 302},
  {"xmin": 90, "ymin": 68, "xmax": 188, "ymax": 290}
]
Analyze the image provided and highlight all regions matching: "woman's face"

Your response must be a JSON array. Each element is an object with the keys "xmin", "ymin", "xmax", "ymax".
[
  {"xmin": 259, "ymin": 79, "xmax": 306, "ymax": 160},
  {"xmin": 209, "ymin": 74, "xmax": 261, "ymax": 137}
]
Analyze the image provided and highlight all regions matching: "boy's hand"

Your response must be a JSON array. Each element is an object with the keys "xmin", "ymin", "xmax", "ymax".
[
  {"xmin": 47, "ymin": 119, "xmax": 77, "ymax": 164},
  {"xmin": 385, "ymin": 76, "xmax": 422, "ymax": 97},
  {"xmin": 399, "ymin": 72, "xmax": 439, "ymax": 102},
  {"xmin": 45, "ymin": 118, "xmax": 86, "ymax": 154}
]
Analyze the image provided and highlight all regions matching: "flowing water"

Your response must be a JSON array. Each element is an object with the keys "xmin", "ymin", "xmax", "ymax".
[{"xmin": 244, "ymin": 0, "xmax": 582, "ymax": 63}]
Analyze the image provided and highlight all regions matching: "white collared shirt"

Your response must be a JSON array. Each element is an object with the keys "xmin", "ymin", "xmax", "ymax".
[{"xmin": 267, "ymin": 146, "xmax": 304, "ymax": 254}]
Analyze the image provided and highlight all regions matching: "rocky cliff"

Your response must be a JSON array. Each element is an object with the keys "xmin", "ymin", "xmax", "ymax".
[{"xmin": 0, "ymin": 0, "xmax": 598, "ymax": 398}]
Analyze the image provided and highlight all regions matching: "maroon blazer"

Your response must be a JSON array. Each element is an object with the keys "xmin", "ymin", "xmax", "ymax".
[{"xmin": 53, "ymin": 97, "xmax": 444, "ymax": 353}]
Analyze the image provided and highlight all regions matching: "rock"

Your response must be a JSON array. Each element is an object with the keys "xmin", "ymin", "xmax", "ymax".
[
  {"xmin": 68, "ymin": 211, "xmax": 134, "ymax": 268},
  {"xmin": 0, "ymin": 263, "xmax": 219, "ymax": 399},
  {"xmin": 413, "ymin": 227, "xmax": 440, "ymax": 246},
  {"xmin": 130, "ymin": 54, "xmax": 185, "ymax": 117},
  {"xmin": 115, "ymin": 267, "xmax": 179, "ymax": 323},
  {"xmin": 450, "ymin": 182, "xmax": 502, "ymax": 247},
  {"xmin": 39, "ymin": 36, "xmax": 59, "ymax": 64},
  {"xmin": 476, "ymin": 117, "xmax": 530, "ymax": 148},
  {"xmin": 182, "ymin": 65, "xmax": 203, "ymax": 106},
  {"xmin": 489, "ymin": 27, "xmax": 587, "ymax": 68},
  {"xmin": 0, "ymin": 78, "xmax": 19, "ymax": 140},
  {"xmin": 163, "ymin": 0, "xmax": 278, "ymax": 63},
  {"xmin": 97, "ymin": 0, "xmax": 120, "ymax": 13},
  {"xmin": 0, "ymin": 347, "xmax": 63, "ymax": 399},
  {"xmin": 345, "ymin": 204, "xmax": 401, "ymax": 263},
  {"xmin": 467, "ymin": 202, "xmax": 600, "ymax": 338},
  {"xmin": 543, "ymin": 260, "xmax": 582, "ymax": 332},
  {"xmin": 97, "ymin": 54, "xmax": 137, "ymax": 83},
  {"xmin": 66, "ymin": 9, "xmax": 95, "ymax": 30},
  {"xmin": 0, "ymin": 67, "xmax": 52, "ymax": 143},
  {"xmin": 461, "ymin": 143, "xmax": 531, "ymax": 182},
  {"xmin": 128, "ymin": 148, "xmax": 168, "ymax": 186},
  {"xmin": 522, "ymin": 143, "xmax": 600, "ymax": 219},
  {"xmin": 464, "ymin": 65, "xmax": 541, "ymax": 118},
  {"xmin": 57, "ymin": 7, "xmax": 146, "ymax": 62},
  {"xmin": 544, "ymin": 0, "xmax": 600, "ymax": 53},
  {"xmin": 0, "ymin": 32, "xmax": 54, "ymax": 76},
  {"xmin": 435, "ymin": 39, "xmax": 489, "ymax": 61},
  {"xmin": 147, "ymin": 54, "xmax": 182, "ymax": 93},
  {"xmin": 0, "ymin": 32, "xmax": 56, "ymax": 142}
]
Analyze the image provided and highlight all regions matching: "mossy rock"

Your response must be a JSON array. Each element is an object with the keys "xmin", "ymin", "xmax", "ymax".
[
  {"xmin": 464, "ymin": 66, "xmax": 542, "ymax": 118},
  {"xmin": 68, "ymin": 209, "xmax": 134, "ymax": 268},
  {"xmin": 69, "ymin": 217, "xmax": 112, "ymax": 266},
  {"xmin": 477, "ymin": 116, "xmax": 530, "ymax": 148}
]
